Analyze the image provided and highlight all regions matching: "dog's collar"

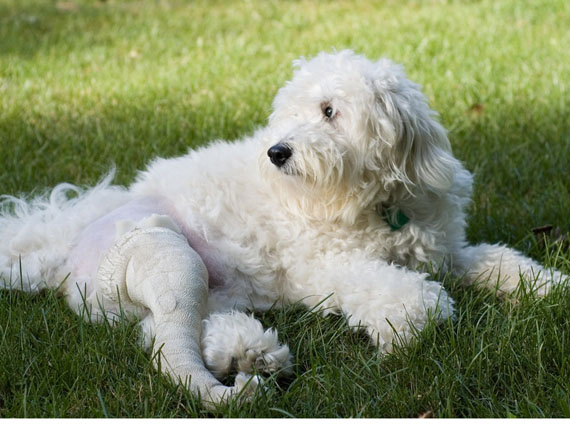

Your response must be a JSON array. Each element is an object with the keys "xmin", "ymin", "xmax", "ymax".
[{"xmin": 380, "ymin": 205, "xmax": 410, "ymax": 231}]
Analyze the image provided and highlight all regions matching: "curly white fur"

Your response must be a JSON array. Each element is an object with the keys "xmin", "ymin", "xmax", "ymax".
[{"xmin": 0, "ymin": 50, "xmax": 567, "ymax": 404}]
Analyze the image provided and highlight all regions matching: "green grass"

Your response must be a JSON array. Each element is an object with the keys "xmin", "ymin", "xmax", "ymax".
[{"xmin": 1, "ymin": 0, "xmax": 570, "ymax": 418}]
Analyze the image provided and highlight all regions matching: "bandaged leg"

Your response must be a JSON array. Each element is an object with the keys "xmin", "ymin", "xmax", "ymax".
[{"xmin": 95, "ymin": 214, "xmax": 260, "ymax": 407}]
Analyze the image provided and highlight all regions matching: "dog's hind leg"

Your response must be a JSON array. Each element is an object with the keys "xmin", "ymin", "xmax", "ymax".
[
  {"xmin": 454, "ymin": 243, "xmax": 568, "ymax": 297},
  {"xmin": 94, "ymin": 214, "xmax": 260, "ymax": 407},
  {"xmin": 201, "ymin": 311, "xmax": 292, "ymax": 380}
]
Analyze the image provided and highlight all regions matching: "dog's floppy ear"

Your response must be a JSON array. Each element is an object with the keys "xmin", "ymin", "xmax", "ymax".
[{"xmin": 370, "ymin": 59, "xmax": 458, "ymax": 194}]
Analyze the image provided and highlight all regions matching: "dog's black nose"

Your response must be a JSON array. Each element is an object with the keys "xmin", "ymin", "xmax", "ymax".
[{"xmin": 267, "ymin": 143, "xmax": 292, "ymax": 167}]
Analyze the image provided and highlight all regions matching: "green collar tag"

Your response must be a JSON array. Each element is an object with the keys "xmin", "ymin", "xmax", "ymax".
[{"xmin": 381, "ymin": 206, "xmax": 410, "ymax": 231}]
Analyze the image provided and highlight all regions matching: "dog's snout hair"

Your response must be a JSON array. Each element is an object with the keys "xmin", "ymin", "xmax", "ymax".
[{"xmin": 267, "ymin": 143, "xmax": 293, "ymax": 167}]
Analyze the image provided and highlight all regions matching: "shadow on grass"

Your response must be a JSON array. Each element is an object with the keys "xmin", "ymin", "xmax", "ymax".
[{"xmin": 1, "ymin": 102, "xmax": 569, "ymax": 417}]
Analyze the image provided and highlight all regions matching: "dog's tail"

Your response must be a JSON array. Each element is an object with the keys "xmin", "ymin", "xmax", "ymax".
[{"xmin": 0, "ymin": 172, "xmax": 130, "ymax": 292}]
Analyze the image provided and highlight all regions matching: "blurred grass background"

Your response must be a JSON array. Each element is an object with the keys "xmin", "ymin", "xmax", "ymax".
[{"xmin": 1, "ymin": 0, "xmax": 569, "ymax": 417}]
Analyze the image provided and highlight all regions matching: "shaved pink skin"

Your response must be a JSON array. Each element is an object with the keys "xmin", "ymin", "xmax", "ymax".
[{"xmin": 69, "ymin": 197, "xmax": 225, "ymax": 297}]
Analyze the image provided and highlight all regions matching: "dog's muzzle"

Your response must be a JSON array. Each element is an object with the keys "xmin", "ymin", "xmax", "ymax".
[{"xmin": 267, "ymin": 143, "xmax": 292, "ymax": 167}]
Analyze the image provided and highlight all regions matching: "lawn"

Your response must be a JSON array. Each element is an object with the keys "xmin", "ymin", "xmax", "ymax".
[{"xmin": 1, "ymin": 0, "xmax": 570, "ymax": 418}]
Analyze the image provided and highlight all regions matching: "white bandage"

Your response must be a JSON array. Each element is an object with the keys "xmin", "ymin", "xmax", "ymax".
[{"xmin": 95, "ymin": 214, "xmax": 258, "ymax": 407}]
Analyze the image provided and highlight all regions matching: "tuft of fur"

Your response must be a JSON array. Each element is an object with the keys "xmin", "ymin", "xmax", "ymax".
[{"xmin": 0, "ymin": 172, "xmax": 129, "ymax": 292}]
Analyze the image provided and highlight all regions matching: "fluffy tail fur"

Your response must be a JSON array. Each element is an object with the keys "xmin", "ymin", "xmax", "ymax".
[{"xmin": 0, "ymin": 173, "xmax": 129, "ymax": 292}]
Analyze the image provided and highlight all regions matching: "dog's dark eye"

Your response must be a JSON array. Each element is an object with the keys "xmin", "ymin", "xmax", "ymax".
[{"xmin": 324, "ymin": 106, "xmax": 334, "ymax": 119}]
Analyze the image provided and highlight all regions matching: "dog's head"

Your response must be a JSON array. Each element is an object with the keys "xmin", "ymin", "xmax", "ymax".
[{"xmin": 260, "ymin": 50, "xmax": 460, "ymax": 223}]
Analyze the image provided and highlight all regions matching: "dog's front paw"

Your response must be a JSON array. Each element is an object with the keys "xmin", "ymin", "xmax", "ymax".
[
  {"xmin": 523, "ymin": 269, "xmax": 569, "ymax": 298},
  {"xmin": 238, "ymin": 342, "xmax": 292, "ymax": 376},
  {"xmin": 364, "ymin": 279, "xmax": 455, "ymax": 353}
]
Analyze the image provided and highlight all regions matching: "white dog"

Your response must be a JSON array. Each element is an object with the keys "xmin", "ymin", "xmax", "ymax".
[{"xmin": 1, "ymin": 50, "xmax": 567, "ymax": 406}]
